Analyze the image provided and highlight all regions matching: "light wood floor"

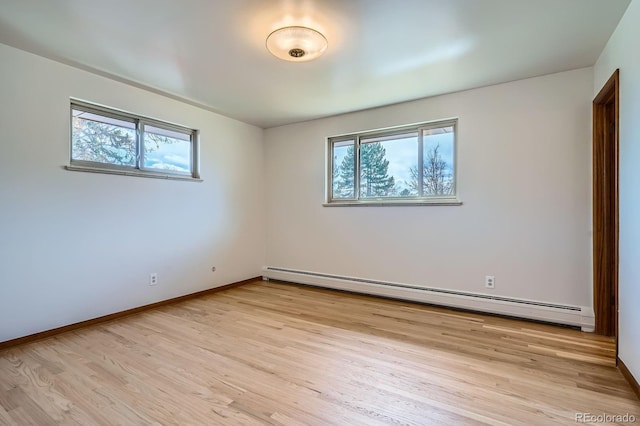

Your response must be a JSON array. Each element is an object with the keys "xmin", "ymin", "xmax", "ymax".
[{"xmin": 0, "ymin": 280, "xmax": 638, "ymax": 425}]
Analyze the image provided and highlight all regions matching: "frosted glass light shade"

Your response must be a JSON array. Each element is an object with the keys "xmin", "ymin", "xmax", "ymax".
[{"xmin": 266, "ymin": 26, "xmax": 328, "ymax": 62}]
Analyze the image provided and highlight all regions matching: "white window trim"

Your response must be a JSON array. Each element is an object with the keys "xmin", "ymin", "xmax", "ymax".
[
  {"xmin": 325, "ymin": 119, "xmax": 461, "ymax": 206},
  {"xmin": 67, "ymin": 100, "xmax": 201, "ymax": 181}
]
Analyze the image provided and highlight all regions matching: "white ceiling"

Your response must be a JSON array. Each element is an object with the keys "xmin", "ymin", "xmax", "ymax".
[{"xmin": 0, "ymin": 0, "xmax": 630, "ymax": 128}]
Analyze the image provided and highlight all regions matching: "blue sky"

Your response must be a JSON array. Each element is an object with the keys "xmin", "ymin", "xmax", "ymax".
[{"xmin": 144, "ymin": 138, "xmax": 191, "ymax": 173}]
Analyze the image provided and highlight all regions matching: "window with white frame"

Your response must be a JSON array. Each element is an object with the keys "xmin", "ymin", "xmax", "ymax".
[
  {"xmin": 327, "ymin": 119, "xmax": 458, "ymax": 205},
  {"xmin": 69, "ymin": 101, "xmax": 199, "ymax": 180}
]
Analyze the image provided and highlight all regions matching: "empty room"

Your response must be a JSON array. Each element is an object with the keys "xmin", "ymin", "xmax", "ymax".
[{"xmin": 1, "ymin": 0, "xmax": 639, "ymax": 424}]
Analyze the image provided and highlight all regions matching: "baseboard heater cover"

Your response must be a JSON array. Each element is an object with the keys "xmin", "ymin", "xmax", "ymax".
[{"xmin": 263, "ymin": 267, "xmax": 595, "ymax": 332}]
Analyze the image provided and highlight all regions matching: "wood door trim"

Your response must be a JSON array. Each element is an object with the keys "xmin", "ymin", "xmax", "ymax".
[
  {"xmin": 594, "ymin": 69, "xmax": 620, "ymax": 105},
  {"xmin": 0, "ymin": 276, "xmax": 262, "ymax": 350},
  {"xmin": 592, "ymin": 69, "xmax": 619, "ymax": 337},
  {"xmin": 618, "ymin": 358, "xmax": 640, "ymax": 401}
]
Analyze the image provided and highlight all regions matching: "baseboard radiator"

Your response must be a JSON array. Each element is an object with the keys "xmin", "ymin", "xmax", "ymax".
[{"xmin": 263, "ymin": 267, "xmax": 595, "ymax": 332}]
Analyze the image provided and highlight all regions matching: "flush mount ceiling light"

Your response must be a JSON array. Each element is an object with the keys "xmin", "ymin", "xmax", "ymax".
[{"xmin": 266, "ymin": 26, "xmax": 328, "ymax": 62}]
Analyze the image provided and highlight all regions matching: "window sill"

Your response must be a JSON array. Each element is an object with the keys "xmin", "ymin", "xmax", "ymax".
[
  {"xmin": 323, "ymin": 198, "xmax": 462, "ymax": 207},
  {"xmin": 65, "ymin": 165, "xmax": 203, "ymax": 182}
]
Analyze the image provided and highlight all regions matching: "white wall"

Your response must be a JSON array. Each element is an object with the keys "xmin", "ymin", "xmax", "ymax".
[
  {"xmin": 0, "ymin": 43, "xmax": 265, "ymax": 342},
  {"xmin": 594, "ymin": 0, "xmax": 640, "ymax": 383},
  {"xmin": 265, "ymin": 68, "xmax": 593, "ymax": 307}
]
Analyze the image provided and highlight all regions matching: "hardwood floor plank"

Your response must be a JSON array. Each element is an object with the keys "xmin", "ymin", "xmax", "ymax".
[
  {"xmin": 0, "ymin": 280, "xmax": 638, "ymax": 425},
  {"xmin": 0, "ymin": 404, "xmax": 18, "ymax": 426}
]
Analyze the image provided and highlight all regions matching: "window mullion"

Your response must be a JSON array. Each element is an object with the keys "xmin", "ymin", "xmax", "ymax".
[
  {"xmin": 328, "ymin": 140, "xmax": 335, "ymax": 201},
  {"xmin": 418, "ymin": 130, "xmax": 424, "ymax": 197},
  {"xmin": 136, "ymin": 120, "xmax": 143, "ymax": 170},
  {"xmin": 354, "ymin": 136, "xmax": 361, "ymax": 200},
  {"xmin": 191, "ymin": 131, "xmax": 199, "ymax": 179}
]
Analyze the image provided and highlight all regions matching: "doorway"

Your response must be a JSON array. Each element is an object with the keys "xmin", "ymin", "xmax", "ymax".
[{"xmin": 592, "ymin": 69, "xmax": 619, "ymax": 339}]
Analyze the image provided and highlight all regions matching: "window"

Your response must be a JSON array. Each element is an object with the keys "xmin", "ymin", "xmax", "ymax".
[
  {"xmin": 327, "ymin": 119, "xmax": 459, "ymax": 205},
  {"xmin": 69, "ymin": 101, "xmax": 199, "ymax": 180}
]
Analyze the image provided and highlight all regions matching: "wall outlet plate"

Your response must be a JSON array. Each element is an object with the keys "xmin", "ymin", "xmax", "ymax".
[{"xmin": 485, "ymin": 275, "xmax": 495, "ymax": 289}]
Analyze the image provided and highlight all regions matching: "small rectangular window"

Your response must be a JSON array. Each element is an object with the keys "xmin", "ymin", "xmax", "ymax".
[
  {"xmin": 327, "ymin": 119, "xmax": 458, "ymax": 205},
  {"xmin": 69, "ymin": 101, "xmax": 199, "ymax": 180}
]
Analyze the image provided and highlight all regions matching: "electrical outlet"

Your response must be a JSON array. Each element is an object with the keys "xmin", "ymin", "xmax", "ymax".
[
  {"xmin": 211, "ymin": 266, "xmax": 216, "ymax": 272},
  {"xmin": 149, "ymin": 272, "xmax": 158, "ymax": 286},
  {"xmin": 485, "ymin": 275, "xmax": 495, "ymax": 289}
]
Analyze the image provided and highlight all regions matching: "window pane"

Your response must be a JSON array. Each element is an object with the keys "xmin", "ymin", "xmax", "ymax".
[
  {"xmin": 332, "ymin": 139, "xmax": 355, "ymax": 199},
  {"xmin": 359, "ymin": 132, "xmax": 418, "ymax": 198},
  {"xmin": 422, "ymin": 126, "xmax": 454, "ymax": 196},
  {"xmin": 143, "ymin": 124, "xmax": 191, "ymax": 174},
  {"xmin": 71, "ymin": 109, "xmax": 136, "ymax": 166}
]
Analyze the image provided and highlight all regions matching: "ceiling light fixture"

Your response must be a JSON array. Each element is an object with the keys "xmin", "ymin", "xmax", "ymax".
[{"xmin": 266, "ymin": 26, "xmax": 328, "ymax": 62}]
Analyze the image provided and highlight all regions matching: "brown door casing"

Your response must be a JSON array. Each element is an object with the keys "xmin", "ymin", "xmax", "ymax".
[{"xmin": 592, "ymin": 69, "xmax": 619, "ymax": 338}]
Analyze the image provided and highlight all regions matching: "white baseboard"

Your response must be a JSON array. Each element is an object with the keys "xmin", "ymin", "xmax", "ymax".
[{"xmin": 262, "ymin": 266, "xmax": 595, "ymax": 332}]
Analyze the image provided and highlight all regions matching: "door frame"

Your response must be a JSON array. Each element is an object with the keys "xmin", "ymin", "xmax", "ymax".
[{"xmin": 592, "ymin": 69, "xmax": 619, "ymax": 340}]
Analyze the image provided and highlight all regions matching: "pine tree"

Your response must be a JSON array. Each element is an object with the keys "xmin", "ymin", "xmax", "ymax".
[
  {"xmin": 333, "ymin": 142, "xmax": 395, "ymax": 198},
  {"xmin": 359, "ymin": 142, "xmax": 395, "ymax": 197},
  {"xmin": 335, "ymin": 147, "xmax": 355, "ymax": 198}
]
